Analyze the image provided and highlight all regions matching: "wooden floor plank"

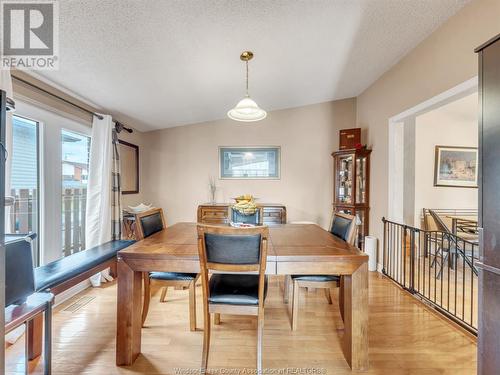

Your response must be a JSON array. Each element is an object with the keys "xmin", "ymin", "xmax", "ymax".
[{"xmin": 5, "ymin": 273, "xmax": 476, "ymax": 374}]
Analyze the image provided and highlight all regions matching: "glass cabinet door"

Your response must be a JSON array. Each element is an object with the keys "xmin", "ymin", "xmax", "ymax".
[
  {"xmin": 356, "ymin": 209, "xmax": 365, "ymax": 246},
  {"xmin": 355, "ymin": 154, "xmax": 367, "ymax": 204},
  {"xmin": 336, "ymin": 154, "xmax": 354, "ymax": 204}
]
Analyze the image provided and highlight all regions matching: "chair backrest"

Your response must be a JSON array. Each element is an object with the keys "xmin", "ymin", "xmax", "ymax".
[
  {"xmin": 428, "ymin": 209, "xmax": 452, "ymax": 234},
  {"xmin": 422, "ymin": 209, "xmax": 435, "ymax": 231},
  {"xmin": 135, "ymin": 208, "xmax": 166, "ymax": 240},
  {"xmin": 229, "ymin": 206, "xmax": 263, "ymax": 225},
  {"xmin": 5, "ymin": 234, "xmax": 36, "ymax": 306},
  {"xmin": 197, "ymin": 224, "xmax": 269, "ymax": 304},
  {"xmin": 329, "ymin": 212, "xmax": 356, "ymax": 245}
]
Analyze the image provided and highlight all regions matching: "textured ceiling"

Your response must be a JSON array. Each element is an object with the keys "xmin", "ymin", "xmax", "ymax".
[{"xmin": 36, "ymin": 0, "xmax": 470, "ymax": 131}]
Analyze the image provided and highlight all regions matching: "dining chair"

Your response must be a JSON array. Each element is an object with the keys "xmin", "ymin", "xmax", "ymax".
[
  {"xmin": 196, "ymin": 224, "xmax": 269, "ymax": 372},
  {"xmin": 286, "ymin": 212, "xmax": 356, "ymax": 330},
  {"xmin": 135, "ymin": 208, "xmax": 199, "ymax": 330},
  {"xmin": 428, "ymin": 209, "xmax": 478, "ymax": 279}
]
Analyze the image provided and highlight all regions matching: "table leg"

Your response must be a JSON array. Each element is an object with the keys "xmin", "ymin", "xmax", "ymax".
[
  {"xmin": 116, "ymin": 257, "xmax": 143, "ymax": 366},
  {"xmin": 342, "ymin": 262, "xmax": 368, "ymax": 371}
]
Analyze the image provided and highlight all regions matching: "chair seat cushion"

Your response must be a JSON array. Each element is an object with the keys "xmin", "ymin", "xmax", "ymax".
[
  {"xmin": 209, "ymin": 274, "xmax": 267, "ymax": 306},
  {"xmin": 291, "ymin": 275, "xmax": 340, "ymax": 282},
  {"xmin": 35, "ymin": 240, "xmax": 135, "ymax": 292},
  {"xmin": 149, "ymin": 272, "xmax": 197, "ymax": 281}
]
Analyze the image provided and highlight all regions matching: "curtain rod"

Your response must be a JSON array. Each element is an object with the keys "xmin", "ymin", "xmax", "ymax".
[{"xmin": 12, "ymin": 75, "xmax": 104, "ymax": 120}]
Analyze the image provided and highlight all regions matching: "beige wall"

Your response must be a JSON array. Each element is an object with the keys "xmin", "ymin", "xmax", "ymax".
[
  {"xmin": 356, "ymin": 0, "xmax": 499, "ymax": 253},
  {"xmin": 414, "ymin": 94, "xmax": 478, "ymax": 225},
  {"xmin": 143, "ymin": 99, "xmax": 356, "ymax": 228}
]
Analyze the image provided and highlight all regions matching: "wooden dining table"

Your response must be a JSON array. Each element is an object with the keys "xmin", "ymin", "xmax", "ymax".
[{"xmin": 115, "ymin": 222, "xmax": 369, "ymax": 371}]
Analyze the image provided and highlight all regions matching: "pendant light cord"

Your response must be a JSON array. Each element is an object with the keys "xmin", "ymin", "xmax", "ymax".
[{"xmin": 246, "ymin": 60, "xmax": 249, "ymax": 96}]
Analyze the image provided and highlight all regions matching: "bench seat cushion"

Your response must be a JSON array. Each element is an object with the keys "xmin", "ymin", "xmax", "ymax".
[
  {"xmin": 35, "ymin": 240, "xmax": 135, "ymax": 292},
  {"xmin": 149, "ymin": 272, "xmax": 197, "ymax": 281},
  {"xmin": 291, "ymin": 275, "xmax": 340, "ymax": 282}
]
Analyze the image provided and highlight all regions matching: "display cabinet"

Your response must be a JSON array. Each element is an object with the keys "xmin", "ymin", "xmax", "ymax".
[{"xmin": 332, "ymin": 147, "xmax": 371, "ymax": 248}]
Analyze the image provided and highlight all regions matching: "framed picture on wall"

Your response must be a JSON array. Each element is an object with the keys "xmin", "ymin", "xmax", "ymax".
[
  {"xmin": 434, "ymin": 146, "xmax": 478, "ymax": 188},
  {"xmin": 119, "ymin": 140, "xmax": 139, "ymax": 194},
  {"xmin": 219, "ymin": 146, "xmax": 280, "ymax": 179}
]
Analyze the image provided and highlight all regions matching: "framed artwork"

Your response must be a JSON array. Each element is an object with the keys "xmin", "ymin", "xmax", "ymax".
[
  {"xmin": 219, "ymin": 146, "xmax": 280, "ymax": 179},
  {"xmin": 434, "ymin": 146, "xmax": 478, "ymax": 188},
  {"xmin": 119, "ymin": 140, "xmax": 139, "ymax": 194}
]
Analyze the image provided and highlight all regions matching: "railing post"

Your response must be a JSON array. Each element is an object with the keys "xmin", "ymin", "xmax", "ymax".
[
  {"xmin": 403, "ymin": 225, "xmax": 408, "ymax": 288},
  {"xmin": 382, "ymin": 217, "xmax": 386, "ymax": 275},
  {"xmin": 409, "ymin": 228, "xmax": 416, "ymax": 294}
]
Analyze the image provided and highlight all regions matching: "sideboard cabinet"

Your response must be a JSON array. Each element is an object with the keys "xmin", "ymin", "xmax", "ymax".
[{"xmin": 197, "ymin": 203, "xmax": 287, "ymax": 225}]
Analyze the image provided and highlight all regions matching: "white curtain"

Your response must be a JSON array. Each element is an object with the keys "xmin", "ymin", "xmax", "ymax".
[
  {"xmin": 0, "ymin": 69, "xmax": 13, "ymax": 233},
  {"xmin": 86, "ymin": 115, "xmax": 114, "ymax": 286}
]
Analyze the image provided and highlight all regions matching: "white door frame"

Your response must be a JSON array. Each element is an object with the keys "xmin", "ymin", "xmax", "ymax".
[{"xmin": 387, "ymin": 77, "xmax": 478, "ymax": 222}]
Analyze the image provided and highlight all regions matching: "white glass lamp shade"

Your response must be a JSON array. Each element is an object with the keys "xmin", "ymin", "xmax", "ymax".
[{"xmin": 227, "ymin": 96, "xmax": 267, "ymax": 122}]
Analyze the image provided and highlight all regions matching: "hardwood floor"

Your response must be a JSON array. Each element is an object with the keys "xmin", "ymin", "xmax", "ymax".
[{"xmin": 6, "ymin": 273, "xmax": 476, "ymax": 374}]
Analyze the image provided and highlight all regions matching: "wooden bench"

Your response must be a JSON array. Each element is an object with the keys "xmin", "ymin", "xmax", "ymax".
[
  {"xmin": 6, "ymin": 293, "xmax": 53, "ymax": 374},
  {"xmin": 27, "ymin": 239, "xmax": 135, "ymax": 360},
  {"xmin": 5, "ymin": 234, "xmax": 53, "ymax": 374}
]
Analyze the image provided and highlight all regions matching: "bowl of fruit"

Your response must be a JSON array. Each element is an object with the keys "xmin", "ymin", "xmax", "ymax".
[
  {"xmin": 232, "ymin": 195, "xmax": 258, "ymax": 215},
  {"xmin": 233, "ymin": 194, "xmax": 257, "ymax": 204}
]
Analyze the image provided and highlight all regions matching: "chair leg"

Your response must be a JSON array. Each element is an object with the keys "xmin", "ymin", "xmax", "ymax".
[
  {"xmin": 201, "ymin": 310, "xmax": 211, "ymax": 373},
  {"xmin": 25, "ymin": 322, "xmax": 29, "ymax": 375},
  {"xmin": 324, "ymin": 288, "xmax": 333, "ymax": 304},
  {"xmin": 283, "ymin": 275, "xmax": 290, "ymax": 304},
  {"xmin": 257, "ymin": 312, "xmax": 264, "ymax": 372},
  {"xmin": 44, "ymin": 302, "xmax": 52, "ymax": 375},
  {"xmin": 291, "ymin": 279, "xmax": 299, "ymax": 331},
  {"xmin": 214, "ymin": 313, "xmax": 221, "ymax": 325},
  {"xmin": 189, "ymin": 282, "xmax": 196, "ymax": 331},
  {"xmin": 27, "ymin": 314, "xmax": 43, "ymax": 360},
  {"xmin": 142, "ymin": 273, "xmax": 151, "ymax": 327},
  {"xmin": 160, "ymin": 287, "xmax": 168, "ymax": 302}
]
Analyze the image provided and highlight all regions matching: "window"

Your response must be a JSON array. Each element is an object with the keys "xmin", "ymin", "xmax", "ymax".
[
  {"xmin": 219, "ymin": 147, "xmax": 280, "ymax": 179},
  {"xmin": 7, "ymin": 115, "xmax": 40, "ymax": 264},
  {"xmin": 61, "ymin": 130, "xmax": 91, "ymax": 256}
]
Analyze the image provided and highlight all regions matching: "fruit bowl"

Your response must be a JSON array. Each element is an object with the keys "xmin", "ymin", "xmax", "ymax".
[
  {"xmin": 233, "ymin": 195, "xmax": 257, "ymax": 203},
  {"xmin": 232, "ymin": 195, "xmax": 258, "ymax": 215}
]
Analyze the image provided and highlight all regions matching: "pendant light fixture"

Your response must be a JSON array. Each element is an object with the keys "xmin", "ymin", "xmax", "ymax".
[{"xmin": 227, "ymin": 51, "xmax": 267, "ymax": 122}]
